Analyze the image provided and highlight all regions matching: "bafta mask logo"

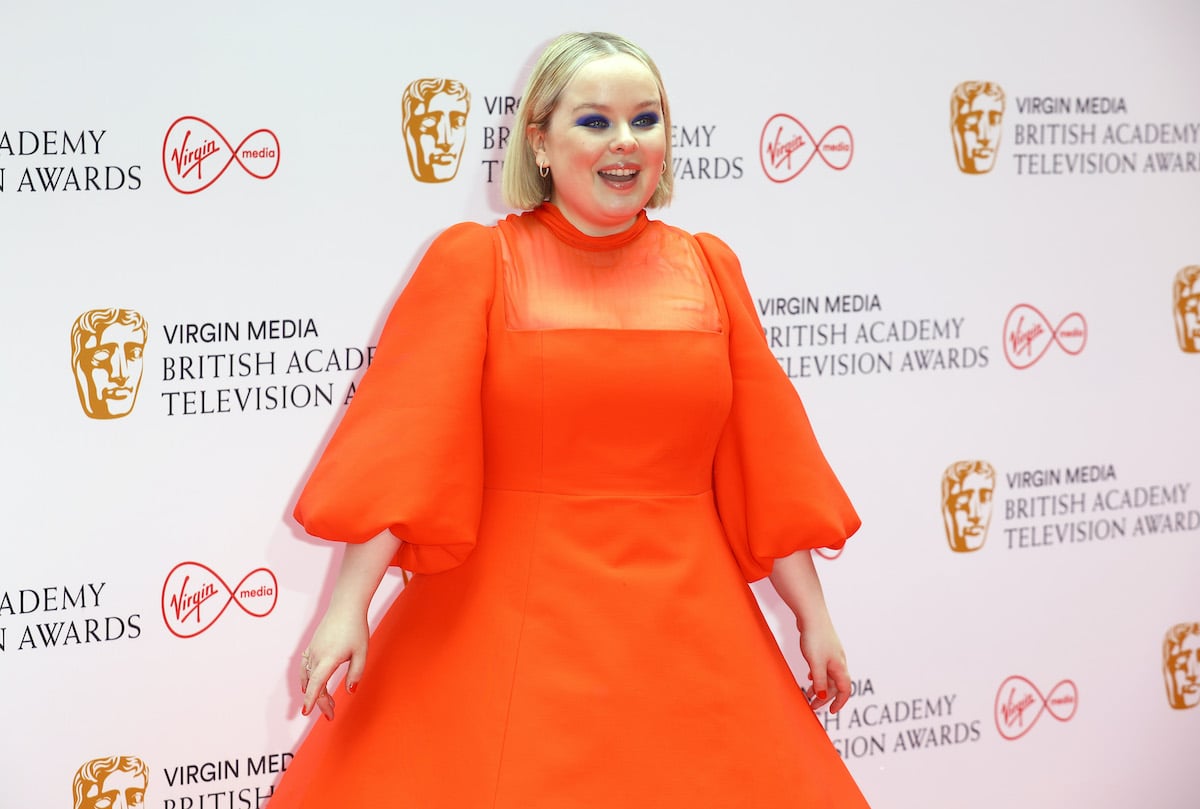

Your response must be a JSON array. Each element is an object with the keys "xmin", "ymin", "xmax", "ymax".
[
  {"xmin": 402, "ymin": 78, "xmax": 470, "ymax": 183},
  {"xmin": 951, "ymin": 81, "xmax": 1005, "ymax": 174},
  {"xmin": 1173, "ymin": 266, "xmax": 1200, "ymax": 353},
  {"xmin": 73, "ymin": 756, "xmax": 148, "ymax": 809},
  {"xmin": 1163, "ymin": 622, "xmax": 1200, "ymax": 709},
  {"xmin": 71, "ymin": 308, "xmax": 148, "ymax": 420},
  {"xmin": 942, "ymin": 460, "xmax": 996, "ymax": 552}
]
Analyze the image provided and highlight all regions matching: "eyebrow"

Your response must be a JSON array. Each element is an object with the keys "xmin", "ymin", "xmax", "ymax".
[{"xmin": 568, "ymin": 100, "xmax": 661, "ymax": 114}]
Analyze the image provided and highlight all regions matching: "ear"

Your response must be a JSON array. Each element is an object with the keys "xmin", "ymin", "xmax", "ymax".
[{"xmin": 526, "ymin": 124, "xmax": 546, "ymax": 163}]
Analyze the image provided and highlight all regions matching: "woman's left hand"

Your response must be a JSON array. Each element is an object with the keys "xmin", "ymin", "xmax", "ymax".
[{"xmin": 798, "ymin": 615, "xmax": 851, "ymax": 714}]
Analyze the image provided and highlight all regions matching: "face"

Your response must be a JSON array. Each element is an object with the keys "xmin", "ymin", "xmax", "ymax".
[
  {"xmin": 78, "ymin": 322, "xmax": 145, "ymax": 418},
  {"xmin": 1168, "ymin": 632, "xmax": 1200, "ymax": 708},
  {"xmin": 529, "ymin": 53, "xmax": 667, "ymax": 236},
  {"xmin": 80, "ymin": 770, "xmax": 146, "ymax": 809},
  {"xmin": 953, "ymin": 92, "xmax": 1003, "ymax": 174},
  {"xmin": 1175, "ymin": 275, "xmax": 1200, "ymax": 352},
  {"xmin": 946, "ymin": 471, "xmax": 994, "ymax": 551},
  {"xmin": 407, "ymin": 91, "xmax": 468, "ymax": 182}
]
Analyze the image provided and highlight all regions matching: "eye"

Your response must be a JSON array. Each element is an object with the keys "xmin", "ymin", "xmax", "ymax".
[
  {"xmin": 127, "ymin": 345, "xmax": 144, "ymax": 361},
  {"xmin": 91, "ymin": 348, "xmax": 112, "ymax": 366},
  {"xmin": 632, "ymin": 112, "xmax": 660, "ymax": 128},
  {"xmin": 575, "ymin": 115, "xmax": 609, "ymax": 129}
]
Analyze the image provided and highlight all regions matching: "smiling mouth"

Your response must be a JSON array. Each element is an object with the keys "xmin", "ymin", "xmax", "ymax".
[{"xmin": 598, "ymin": 167, "xmax": 639, "ymax": 184}]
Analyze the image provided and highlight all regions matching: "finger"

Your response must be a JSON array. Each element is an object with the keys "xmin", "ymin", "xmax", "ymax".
[
  {"xmin": 345, "ymin": 644, "xmax": 368, "ymax": 695},
  {"xmin": 809, "ymin": 687, "xmax": 834, "ymax": 712},
  {"xmin": 829, "ymin": 687, "xmax": 851, "ymax": 714},
  {"xmin": 828, "ymin": 658, "xmax": 852, "ymax": 713},
  {"xmin": 298, "ymin": 652, "xmax": 312, "ymax": 696},
  {"xmin": 314, "ymin": 687, "xmax": 336, "ymax": 721},
  {"xmin": 302, "ymin": 660, "xmax": 337, "ymax": 717},
  {"xmin": 810, "ymin": 665, "xmax": 830, "ymax": 708}
]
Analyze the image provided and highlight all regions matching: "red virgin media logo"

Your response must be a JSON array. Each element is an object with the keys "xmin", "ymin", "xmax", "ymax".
[
  {"xmin": 759, "ymin": 114, "xmax": 853, "ymax": 182},
  {"xmin": 1002, "ymin": 304, "xmax": 1087, "ymax": 369},
  {"xmin": 162, "ymin": 116, "xmax": 280, "ymax": 194},
  {"xmin": 994, "ymin": 675, "xmax": 1078, "ymax": 740},
  {"xmin": 161, "ymin": 561, "xmax": 278, "ymax": 638}
]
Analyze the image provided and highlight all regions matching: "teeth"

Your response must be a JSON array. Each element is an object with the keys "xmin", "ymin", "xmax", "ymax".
[{"xmin": 601, "ymin": 168, "xmax": 637, "ymax": 177}]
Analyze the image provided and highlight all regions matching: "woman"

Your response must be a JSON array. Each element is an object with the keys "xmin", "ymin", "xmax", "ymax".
[{"xmin": 272, "ymin": 31, "xmax": 870, "ymax": 808}]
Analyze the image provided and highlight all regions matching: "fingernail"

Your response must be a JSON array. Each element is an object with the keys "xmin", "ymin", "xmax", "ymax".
[
  {"xmin": 347, "ymin": 682, "xmax": 358, "ymax": 694},
  {"xmin": 301, "ymin": 706, "xmax": 310, "ymax": 716},
  {"xmin": 818, "ymin": 690, "xmax": 827, "ymax": 700}
]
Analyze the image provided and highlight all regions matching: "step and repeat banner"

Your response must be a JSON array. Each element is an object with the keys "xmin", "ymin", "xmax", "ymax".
[{"xmin": 3, "ymin": 1, "xmax": 1197, "ymax": 806}]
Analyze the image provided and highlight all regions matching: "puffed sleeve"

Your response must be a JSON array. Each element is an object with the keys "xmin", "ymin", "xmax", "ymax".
[
  {"xmin": 697, "ymin": 233, "xmax": 861, "ymax": 582},
  {"xmin": 293, "ymin": 222, "xmax": 496, "ymax": 574}
]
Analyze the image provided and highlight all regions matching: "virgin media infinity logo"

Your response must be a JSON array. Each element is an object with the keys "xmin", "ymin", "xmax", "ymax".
[
  {"xmin": 1002, "ymin": 304, "xmax": 1087, "ymax": 369},
  {"xmin": 161, "ymin": 561, "xmax": 278, "ymax": 638},
  {"xmin": 994, "ymin": 675, "xmax": 1078, "ymax": 740},
  {"xmin": 162, "ymin": 116, "xmax": 280, "ymax": 194},
  {"xmin": 759, "ymin": 114, "xmax": 853, "ymax": 182}
]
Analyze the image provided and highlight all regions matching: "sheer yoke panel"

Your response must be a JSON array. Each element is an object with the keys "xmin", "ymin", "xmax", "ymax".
[{"xmin": 499, "ymin": 205, "xmax": 722, "ymax": 333}]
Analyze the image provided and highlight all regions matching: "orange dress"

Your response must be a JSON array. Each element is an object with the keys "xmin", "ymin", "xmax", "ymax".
[{"xmin": 272, "ymin": 204, "xmax": 868, "ymax": 808}]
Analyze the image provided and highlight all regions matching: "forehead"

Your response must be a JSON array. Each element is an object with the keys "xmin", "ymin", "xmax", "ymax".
[
  {"xmin": 963, "ymin": 93, "xmax": 1003, "ymax": 114},
  {"xmin": 95, "ymin": 322, "xmax": 145, "ymax": 344},
  {"xmin": 560, "ymin": 54, "xmax": 660, "ymax": 107},
  {"xmin": 957, "ymin": 471, "xmax": 993, "ymax": 490},
  {"xmin": 418, "ymin": 92, "xmax": 467, "ymax": 113},
  {"xmin": 98, "ymin": 769, "xmax": 146, "ymax": 790}
]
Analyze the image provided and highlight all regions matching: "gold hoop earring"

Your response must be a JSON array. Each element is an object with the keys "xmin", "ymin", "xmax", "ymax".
[
  {"xmin": 539, "ymin": 164, "xmax": 549, "ymax": 178},
  {"xmin": 662, "ymin": 160, "xmax": 668, "ymax": 173}
]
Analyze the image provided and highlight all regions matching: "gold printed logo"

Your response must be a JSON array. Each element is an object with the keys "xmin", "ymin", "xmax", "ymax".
[
  {"xmin": 951, "ymin": 81, "xmax": 1005, "ymax": 174},
  {"xmin": 71, "ymin": 308, "xmax": 147, "ymax": 419},
  {"xmin": 942, "ymin": 460, "xmax": 996, "ymax": 552},
  {"xmin": 1163, "ymin": 622, "xmax": 1200, "ymax": 709},
  {"xmin": 1173, "ymin": 266, "xmax": 1200, "ymax": 353},
  {"xmin": 73, "ymin": 756, "xmax": 148, "ymax": 809},
  {"xmin": 402, "ymin": 78, "xmax": 470, "ymax": 183}
]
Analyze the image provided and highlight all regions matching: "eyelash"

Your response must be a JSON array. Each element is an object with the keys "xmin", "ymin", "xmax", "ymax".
[{"xmin": 575, "ymin": 113, "xmax": 660, "ymax": 129}]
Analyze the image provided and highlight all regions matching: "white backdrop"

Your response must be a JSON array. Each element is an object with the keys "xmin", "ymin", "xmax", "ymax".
[{"xmin": 3, "ymin": 1, "xmax": 1198, "ymax": 806}]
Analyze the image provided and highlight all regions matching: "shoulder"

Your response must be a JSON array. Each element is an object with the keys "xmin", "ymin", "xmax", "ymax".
[
  {"xmin": 426, "ymin": 220, "xmax": 498, "ymax": 258},
  {"xmin": 646, "ymin": 219, "xmax": 741, "ymax": 266},
  {"xmin": 407, "ymin": 221, "xmax": 499, "ymax": 302},
  {"xmin": 693, "ymin": 231, "xmax": 740, "ymax": 268}
]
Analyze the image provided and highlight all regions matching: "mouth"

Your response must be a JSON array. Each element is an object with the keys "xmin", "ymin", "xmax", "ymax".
[{"xmin": 597, "ymin": 166, "xmax": 640, "ymax": 187}]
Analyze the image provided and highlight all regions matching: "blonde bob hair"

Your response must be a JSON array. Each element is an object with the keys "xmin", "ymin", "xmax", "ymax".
[{"xmin": 502, "ymin": 32, "xmax": 675, "ymax": 210}]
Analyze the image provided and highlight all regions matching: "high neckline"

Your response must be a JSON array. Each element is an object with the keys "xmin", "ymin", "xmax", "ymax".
[{"xmin": 530, "ymin": 203, "xmax": 650, "ymax": 251}]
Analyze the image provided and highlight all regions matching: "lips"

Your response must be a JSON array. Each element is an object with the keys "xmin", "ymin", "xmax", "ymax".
[{"xmin": 598, "ymin": 165, "xmax": 640, "ymax": 186}]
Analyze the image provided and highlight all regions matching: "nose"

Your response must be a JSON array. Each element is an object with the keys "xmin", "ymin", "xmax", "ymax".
[
  {"xmin": 435, "ymin": 118, "xmax": 452, "ymax": 148},
  {"xmin": 110, "ymin": 348, "xmax": 129, "ymax": 384},
  {"xmin": 966, "ymin": 496, "xmax": 980, "ymax": 523},
  {"xmin": 610, "ymin": 121, "xmax": 638, "ymax": 154},
  {"xmin": 977, "ymin": 118, "xmax": 993, "ymax": 145}
]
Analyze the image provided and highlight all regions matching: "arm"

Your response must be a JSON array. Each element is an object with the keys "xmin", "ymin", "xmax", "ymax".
[
  {"xmin": 300, "ymin": 531, "xmax": 401, "ymax": 720},
  {"xmin": 768, "ymin": 549, "xmax": 852, "ymax": 713}
]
